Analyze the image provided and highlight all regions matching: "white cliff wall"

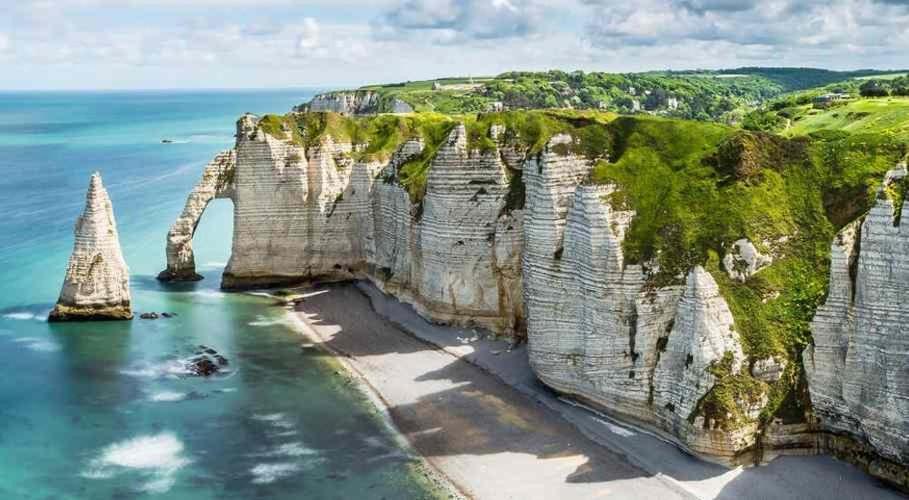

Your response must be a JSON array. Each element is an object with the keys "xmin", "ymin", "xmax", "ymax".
[
  {"xmin": 806, "ymin": 175, "xmax": 909, "ymax": 483},
  {"xmin": 164, "ymin": 112, "xmax": 909, "ymax": 476},
  {"xmin": 168, "ymin": 115, "xmax": 524, "ymax": 334},
  {"xmin": 301, "ymin": 91, "xmax": 413, "ymax": 115},
  {"xmin": 159, "ymin": 150, "xmax": 236, "ymax": 281},
  {"xmin": 364, "ymin": 125, "xmax": 524, "ymax": 333},
  {"xmin": 521, "ymin": 136, "xmax": 759, "ymax": 464},
  {"xmin": 222, "ymin": 114, "xmax": 384, "ymax": 289}
]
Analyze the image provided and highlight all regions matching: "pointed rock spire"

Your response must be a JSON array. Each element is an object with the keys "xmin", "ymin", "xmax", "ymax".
[{"xmin": 49, "ymin": 172, "xmax": 132, "ymax": 321}]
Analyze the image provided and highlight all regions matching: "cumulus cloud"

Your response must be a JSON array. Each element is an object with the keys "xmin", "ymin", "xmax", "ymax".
[
  {"xmin": 375, "ymin": 0, "xmax": 545, "ymax": 43},
  {"xmin": 582, "ymin": 0, "xmax": 909, "ymax": 62},
  {"xmin": 297, "ymin": 17, "xmax": 321, "ymax": 51}
]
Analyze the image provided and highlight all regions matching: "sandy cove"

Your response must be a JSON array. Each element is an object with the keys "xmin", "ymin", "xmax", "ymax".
[{"xmin": 286, "ymin": 282, "xmax": 903, "ymax": 500}]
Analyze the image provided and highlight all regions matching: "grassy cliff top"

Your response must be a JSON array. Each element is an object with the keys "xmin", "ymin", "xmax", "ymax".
[
  {"xmin": 783, "ymin": 97, "xmax": 909, "ymax": 141},
  {"xmin": 589, "ymin": 113, "xmax": 904, "ymax": 429},
  {"xmin": 309, "ymin": 67, "xmax": 907, "ymax": 121},
  {"xmin": 255, "ymin": 107, "xmax": 906, "ymax": 429}
]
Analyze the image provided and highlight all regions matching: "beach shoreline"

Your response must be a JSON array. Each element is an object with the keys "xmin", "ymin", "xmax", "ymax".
[
  {"xmin": 281, "ymin": 283, "xmax": 693, "ymax": 500},
  {"xmin": 280, "ymin": 281, "xmax": 905, "ymax": 500},
  {"xmin": 285, "ymin": 299, "xmax": 468, "ymax": 500}
]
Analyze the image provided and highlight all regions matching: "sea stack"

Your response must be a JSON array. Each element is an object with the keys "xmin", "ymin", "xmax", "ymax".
[{"xmin": 49, "ymin": 172, "xmax": 132, "ymax": 321}]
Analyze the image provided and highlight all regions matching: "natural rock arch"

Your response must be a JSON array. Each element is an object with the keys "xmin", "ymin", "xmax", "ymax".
[{"xmin": 157, "ymin": 150, "xmax": 236, "ymax": 282}]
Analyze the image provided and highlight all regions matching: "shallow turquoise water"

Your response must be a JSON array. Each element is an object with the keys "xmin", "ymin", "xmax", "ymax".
[{"xmin": 0, "ymin": 91, "xmax": 442, "ymax": 499}]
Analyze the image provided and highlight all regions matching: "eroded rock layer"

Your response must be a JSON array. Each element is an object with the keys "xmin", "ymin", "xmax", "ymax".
[
  {"xmin": 165, "ymin": 115, "xmax": 524, "ymax": 334},
  {"xmin": 522, "ymin": 140, "xmax": 758, "ymax": 464},
  {"xmin": 806, "ymin": 172, "xmax": 909, "ymax": 485},
  {"xmin": 299, "ymin": 91, "xmax": 413, "ymax": 115},
  {"xmin": 162, "ymin": 111, "xmax": 909, "ymax": 481},
  {"xmin": 50, "ymin": 173, "xmax": 132, "ymax": 321},
  {"xmin": 158, "ymin": 149, "xmax": 236, "ymax": 281}
]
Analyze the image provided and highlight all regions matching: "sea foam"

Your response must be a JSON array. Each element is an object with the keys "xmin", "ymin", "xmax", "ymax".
[
  {"xmin": 250, "ymin": 462, "xmax": 301, "ymax": 484},
  {"xmin": 148, "ymin": 391, "xmax": 187, "ymax": 402},
  {"xmin": 82, "ymin": 432, "xmax": 191, "ymax": 494}
]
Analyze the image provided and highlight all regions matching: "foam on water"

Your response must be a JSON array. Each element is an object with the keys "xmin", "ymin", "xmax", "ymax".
[
  {"xmin": 11, "ymin": 336, "xmax": 60, "ymax": 352},
  {"xmin": 148, "ymin": 391, "xmax": 187, "ymax": 402},
  {"xmin": 121, "ymin": 359, "xmax": 191, "ymax": 379},
  {"xmin": 250, "ymin": 462, "xmax": 301, "ymax": 484},
  {"xmin": 261, "ymin": 442, "xmax": 318, "ymax": 458},
  {"xmin": 3, "ymin": 312, "xmax": 41, "ymax": 321},
  {"xmin": 82, "ymin": 433, "xmax": 191, "ymax": 494},
  {"xmin": 253, "ymin": 413, "xmax": 297, "ymax": 430},
  {"xmin": 248, "ymin": 315, "xmax": 285, "ymax": 327}
]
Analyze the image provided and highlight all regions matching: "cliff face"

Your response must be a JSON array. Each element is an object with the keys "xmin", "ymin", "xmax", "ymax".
[
  {"xmin": 165, "ymin": 115, "xmax": 523, "ymax": 334},
  {"xmin": 158, "ymin": 150, "xmax": 236, "ymax": 281},
  {"xmin": 50, "ymin": 172, "xmax": 132, "ymax": 321},
  {"xmin": 163, "ymin": 111, "xmax": 909, "ymax": 483},
  {"xmin": 805, "ymin": 168, "xmax": 909, "ymax": 484},
  {"xmin": 300, "ymin": 91, "xmax": 413, "ymax": 115},
  {"xmin": 522, "ymin": 141, "xmax": 759, "ymax": 463}
]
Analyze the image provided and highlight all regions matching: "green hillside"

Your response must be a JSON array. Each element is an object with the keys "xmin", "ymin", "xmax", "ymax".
[
  {"xmin": 322, "ymin": 67, "xmax": 906, "ymax": 122},
  {"xmin": 784, "ymin": 98, "xmax": 909, "ymax": 141},
  {"xmin": 258, "ymin": 108, "xmax": 905, "ymax": 430}
]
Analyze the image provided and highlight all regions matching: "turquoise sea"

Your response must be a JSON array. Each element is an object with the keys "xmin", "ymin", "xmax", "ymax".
[{"xmin": 0, "ymin": 91, "xmax": 443, "ymax": 499}]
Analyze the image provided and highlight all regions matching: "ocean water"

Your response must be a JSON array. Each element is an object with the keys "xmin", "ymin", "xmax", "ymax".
[{"xmin": 0, "ymin": 91, "xmax": 443, "ymax": 499}]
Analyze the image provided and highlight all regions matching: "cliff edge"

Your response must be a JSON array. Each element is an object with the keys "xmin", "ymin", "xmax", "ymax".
[{"xmin": 162, "ymin": 109, "xmax": 909, "ymax": 486}]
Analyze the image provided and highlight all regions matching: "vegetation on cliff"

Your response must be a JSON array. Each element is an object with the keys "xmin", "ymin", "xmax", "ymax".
[
  {"xmin": 589, "ymin": 114, "xmax": 905, "ymax": 428},
  {"xmin": 255, "ymin": 101, "xmax": 908, "ymax": 432},
  {"xmin": 318, "ymin": 67, "xmax": 905, "ymax": 122}
]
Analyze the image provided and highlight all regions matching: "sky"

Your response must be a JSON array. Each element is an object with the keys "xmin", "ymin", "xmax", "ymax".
[{"xmin": 0, "ymin": 0, "xmax": 907, "ymax": 90}]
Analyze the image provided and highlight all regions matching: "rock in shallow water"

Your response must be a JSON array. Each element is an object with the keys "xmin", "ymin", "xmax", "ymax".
[
  {"xmin": 186, "ymin": 346, "xmax": 229, "ymax": 376},
  {"xmin": 49, "ymin": 172, "xmax": 132, "ymax": 322}
]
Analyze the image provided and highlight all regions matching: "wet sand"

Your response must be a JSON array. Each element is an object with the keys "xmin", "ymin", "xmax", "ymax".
[{"xmin": 289, "ymin": 282, "xmax": 904, "ymax": 500}]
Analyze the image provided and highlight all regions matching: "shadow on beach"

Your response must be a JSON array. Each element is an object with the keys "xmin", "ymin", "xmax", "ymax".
[{"xmin": 293, "ymin": 281, "xmax": 907, "ymax": 500}]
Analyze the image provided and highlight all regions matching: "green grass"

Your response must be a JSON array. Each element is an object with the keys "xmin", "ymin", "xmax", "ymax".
[
  {"xmin": 587, "ymin": 115, "xmax": 905, "ymax": 428},
  {"xmin": 784, "ymin": 98, "xmax": 909, "ymax": 141},
  {"xmin": 255, "ymin": 107, "xmax": 908, "ymax": 430}
]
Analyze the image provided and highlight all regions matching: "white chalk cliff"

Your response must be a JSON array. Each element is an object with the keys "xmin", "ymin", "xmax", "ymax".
[
  {"xmin": 50, "ymin": 172, "xmax": 132, "ymax": 321},
  {"xmin": 805, "ymin": 169, "xmax": 909, "ymax": 485},
  {"xmin": 163, "ymin": 112, "xmax": 909, "ymax": 484},
  {"xmin": 299, "ymin": 91, "xmax": 414, "ymax": 115}
]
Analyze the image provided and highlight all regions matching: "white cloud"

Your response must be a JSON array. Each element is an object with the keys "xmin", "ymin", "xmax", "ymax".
[
  {"xmin": 0, "ymin": 0, "xmax": 906, "ymax": 90},
  {"xmin": 377, "ymin": 0, "xmax": 547, "ymax": 43},
  {"xmin": 297, "ymin": 17, "xmax": 321, "ymax": 51}
]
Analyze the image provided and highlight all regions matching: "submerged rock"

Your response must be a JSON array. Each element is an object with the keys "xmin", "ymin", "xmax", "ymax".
[
  {"xmin": 187, "ymin": 357, "xmax": 219, "ymax": 377},
  {"xmin": 49, "ymin": 172, "xmax": 132, "ymax": 322},
  {"xmin": 139, "ymin": 312, "xmax": 159, "ymax": 320},
  {"xmin": 186, "ymin": 346, "xmax": 229, "ymax": 376}
]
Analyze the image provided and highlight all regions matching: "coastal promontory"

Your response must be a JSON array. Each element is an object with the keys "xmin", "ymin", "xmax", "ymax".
[{"xmin": 49, "ymin": 172, "xmax": 132, "ymax": 321}]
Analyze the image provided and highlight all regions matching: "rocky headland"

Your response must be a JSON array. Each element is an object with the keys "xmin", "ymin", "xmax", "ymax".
[
  {"xmin": 50, "ymin": 172, "xmax": 132, "ymax": 321},
  {"xmin": 162, "ymin": 106, "xmax": 909, "ymax": 488}
]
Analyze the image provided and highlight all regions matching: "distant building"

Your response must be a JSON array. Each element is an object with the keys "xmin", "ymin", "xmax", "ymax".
[
  {"xmin": 813, "ymin": 93, "xmax": 850, "ymax": 109},
  {"xmin": 432, "ymin": 81, "xmax": 442, "ymax": 91},
  {"xmin": 487, "ymin": 101, "xmax": 505, "ymax": 112}
]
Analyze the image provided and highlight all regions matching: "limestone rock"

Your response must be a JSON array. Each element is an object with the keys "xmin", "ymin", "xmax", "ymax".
[
  {"xmin": 158, "ymin": 149, "xmax": 235, "ymax": 281},
  {"xmin": 161, "ymin": 109, "xmax": 909, "ymax": 477},
  {"xmin": 521, "ymin": 137, "xmax": 758, "ymax": 464},
  {"xmin": 299, "ymin": 91, "xmax": 413, "ymax": 115},
  {"xmin": 49, "ymin": 173, "xmax": 132, "ymax": 321},
  {"xmin": 722, "ymin": 238, "xmax": 772, "ymax": 282},
  {"xmin": 805, "ymin": 176, "xmax": 909, "ymax": 468},
  {"xmin": 751, "ymin": 357, "xmax": 787, "ymax": 382}
]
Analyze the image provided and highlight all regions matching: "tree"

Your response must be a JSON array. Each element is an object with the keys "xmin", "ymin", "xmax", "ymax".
[{"xmin": 859, "ymin": 80, "xmax": 890, "ymax": 98}]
